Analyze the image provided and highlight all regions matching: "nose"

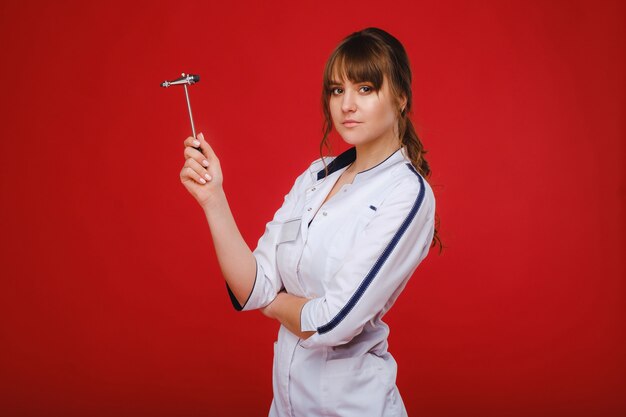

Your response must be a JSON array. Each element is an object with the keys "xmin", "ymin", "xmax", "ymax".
[{"xmin": 341, "ymin": 90, "xmax": 356, "ymax": 113}]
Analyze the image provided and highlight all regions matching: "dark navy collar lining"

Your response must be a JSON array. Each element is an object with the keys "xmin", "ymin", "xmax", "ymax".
[
  {"xmin": 316, "ymin": 147, "xmax": 356, "ymax": 180},
  {"xmin": 316, "ymin": 146, "xmax": 403, "ymax": 181}
]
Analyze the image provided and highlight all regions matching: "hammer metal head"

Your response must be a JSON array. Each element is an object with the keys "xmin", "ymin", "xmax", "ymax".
[{"xmin": 160, "ymin": 73, "xmax": 200, "ymax": 88}]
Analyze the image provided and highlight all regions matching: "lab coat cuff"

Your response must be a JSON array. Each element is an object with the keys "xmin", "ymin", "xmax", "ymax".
[
  {"xmin": 300, "ymin": 298, "xmax": 323, "ymax": 332},
  {"xmin": 225, "ymin": 257, "xmax": 262, "ymax": 312}
]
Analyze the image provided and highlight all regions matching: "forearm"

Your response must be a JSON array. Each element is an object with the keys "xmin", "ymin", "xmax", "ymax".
[
  {"xmin": 265, "ymin": 292, "xmax": 316, "ymax": 340},
  {"xmin": 202, "ymin": 188, "xmax": 256, "ymax": 307}
]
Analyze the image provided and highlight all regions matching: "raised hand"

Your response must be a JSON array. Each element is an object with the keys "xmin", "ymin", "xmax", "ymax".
[{"xmin": 180, "ymin": 132, "xmax": 224, "ymax": 208}]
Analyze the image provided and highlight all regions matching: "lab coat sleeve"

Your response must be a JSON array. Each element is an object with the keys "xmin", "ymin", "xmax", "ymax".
[
  {"xmin": 226, "ymin": 166, "xmax": 311, "ymax": 311},
  {"xmin": 299, "ymin": 167, "xmax": 435, "ymax": 348}
]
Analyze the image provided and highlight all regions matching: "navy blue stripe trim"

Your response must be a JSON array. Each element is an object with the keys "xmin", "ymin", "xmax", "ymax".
[
  {"xmin": 316, "ymin": 147, "xmax": 356, "ymax": 180},
  {"xmin": 317, "ymin": 163, "xmax": 425, "ymax": 334},
  {"xmin": 226, "ymin": 258, "xmax": 258, "ymax": 311},
  {"xmin": 354, "ymin": 147, "xmax": 401, "ymax": 175}
]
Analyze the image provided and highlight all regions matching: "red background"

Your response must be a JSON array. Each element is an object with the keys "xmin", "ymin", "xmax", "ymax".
[{"xmin": 1, "ymin": 1, "xmax": 624, "ymax": 416}]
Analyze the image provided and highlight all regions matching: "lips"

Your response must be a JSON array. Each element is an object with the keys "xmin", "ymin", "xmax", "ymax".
[{"xmin": 342, "ymin": 120, "xmax": 361, "ymax": 127}]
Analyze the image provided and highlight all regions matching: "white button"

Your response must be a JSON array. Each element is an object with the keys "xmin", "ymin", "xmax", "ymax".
[
  {"xmin": 311, "ymin": 187, "xmax": 316, "ymax": 191},
  {"xmin": 322, "ymin": 211, "xmax": 327, "ymax": 216}
]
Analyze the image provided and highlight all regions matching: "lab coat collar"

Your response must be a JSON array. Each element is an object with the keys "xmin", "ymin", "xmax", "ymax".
[
  {"xmin": 315, "ymin": 146, "xmax": 407, "ymax": 183},
  {"xmin": 316, "ymin": 147, "xmax": 356, "ymax": 181}
]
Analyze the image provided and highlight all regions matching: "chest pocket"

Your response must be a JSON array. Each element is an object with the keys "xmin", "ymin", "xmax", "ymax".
[{"xmin": 278, "ymin": 217, "xmax": 301, "ymax": 244}]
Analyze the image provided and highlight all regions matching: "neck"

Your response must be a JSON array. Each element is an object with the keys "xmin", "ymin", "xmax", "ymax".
[{"xmin": 348, "ymin": 137, "xmax": 402, "ymax": 173}]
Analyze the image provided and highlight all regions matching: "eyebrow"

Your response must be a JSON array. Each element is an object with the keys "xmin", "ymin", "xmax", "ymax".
[{"xmin": 328, "ymin": 79, "xmax": 373, "ymax": 86}]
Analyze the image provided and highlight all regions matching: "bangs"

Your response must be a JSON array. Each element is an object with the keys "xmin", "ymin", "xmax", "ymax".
[{"xmin": 323, "ymin": 38, "xmax": 389, "ymax": 92}]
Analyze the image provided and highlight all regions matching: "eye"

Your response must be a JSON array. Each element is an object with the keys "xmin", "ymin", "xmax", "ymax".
[
  {"xmin": 330, "ymin": 87, "xmax": 343, "ymax": 95},
  {"xmin": 359, "ymin": 85, "xmax": 373, "ymax": 93}
]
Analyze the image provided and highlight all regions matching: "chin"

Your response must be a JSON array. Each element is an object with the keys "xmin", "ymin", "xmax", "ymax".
[
  {"xmin": 337, "ymin": 131, "xmax": 366, "ymax": 146},
  {"xmin": 339, "ymin": 136, "xmax": 372, "ymax": 148}
]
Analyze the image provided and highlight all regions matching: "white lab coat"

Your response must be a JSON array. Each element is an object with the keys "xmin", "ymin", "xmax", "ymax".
[{"xmin": 227, "ymin": 146, "xmax": 435, "ymax": 416}]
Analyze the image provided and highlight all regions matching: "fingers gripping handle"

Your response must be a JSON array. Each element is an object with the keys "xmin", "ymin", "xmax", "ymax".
[{"xmin": 194, "ymin": 133, "xmax": 207, "ymax": 156}]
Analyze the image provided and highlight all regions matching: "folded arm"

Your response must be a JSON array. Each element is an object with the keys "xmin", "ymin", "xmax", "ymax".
[
  {"xmin": 300, "ymin": 168, "xmax": 435, "ymax": 348},
  {"xmin": 260, "ymin": 292, "xmax": 315, "ymax": 340},
  {"xmin": 257, "ymin": 166, "xmax": 435, "ymax": 346}
]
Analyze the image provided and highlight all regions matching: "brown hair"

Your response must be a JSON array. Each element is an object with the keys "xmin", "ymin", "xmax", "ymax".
[{"xmin": 319, "ymin": 27, "xmax": 443, "ymax": 253}]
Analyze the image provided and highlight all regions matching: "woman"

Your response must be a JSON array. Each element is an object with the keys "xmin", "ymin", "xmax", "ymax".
[{"xmin": 180, "ymin": 27, "xmax": 441, "ymax": 417}]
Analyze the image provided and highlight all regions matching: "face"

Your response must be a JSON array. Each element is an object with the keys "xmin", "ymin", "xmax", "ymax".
[{"xmin": 329, "ymin": 74, "xmax": 404, "ymax": 148}]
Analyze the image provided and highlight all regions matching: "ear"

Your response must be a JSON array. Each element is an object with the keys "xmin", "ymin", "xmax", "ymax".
[
  {"xmin": 399, "ymin": 94, "xmax": 408, "ymax": 113},
  {"xmin": 398, "ymin": 95, "xmax": 408, "ymax": 114}
]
